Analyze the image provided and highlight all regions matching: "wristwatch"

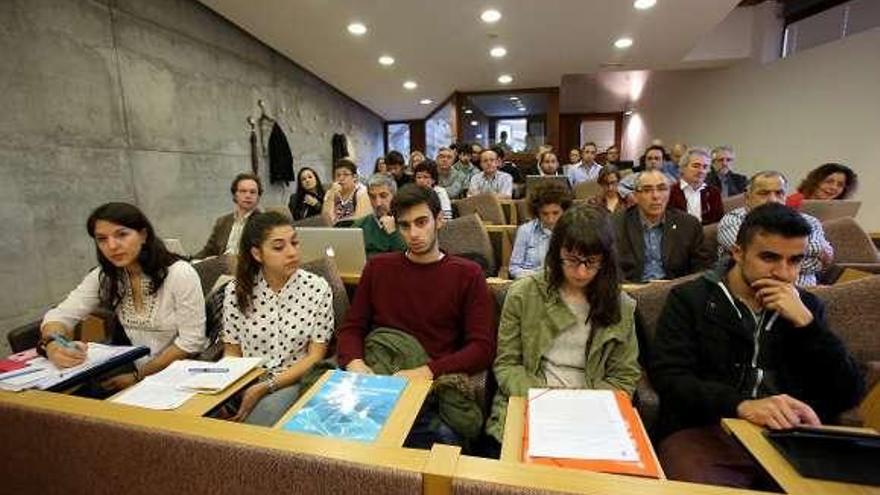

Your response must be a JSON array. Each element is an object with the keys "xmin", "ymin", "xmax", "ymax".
[
  {"xmin": 261, "ymin": 374, "xmax": 279, "ymax": 394},
  {"xmin": 36, "ymin": 334, "xmax": 55, "ymax": 357}
]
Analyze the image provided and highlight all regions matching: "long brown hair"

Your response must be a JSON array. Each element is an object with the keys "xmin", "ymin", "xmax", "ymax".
[
  {"xmin": 233, "ymin": 211, "xmax": 293, "ymax": 315},
  {"xmin": 544, "ymin": 205, "xmax": 621, "ymax": 328}
]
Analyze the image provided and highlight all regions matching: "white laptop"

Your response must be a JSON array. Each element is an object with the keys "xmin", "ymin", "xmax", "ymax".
[
  {"xmin": 800, "ymin": 200, "xmax": 861, "ymax": 222},
  {"xmin": 295, "ymin": 227, "xmax": 367, "ymax": 275}
]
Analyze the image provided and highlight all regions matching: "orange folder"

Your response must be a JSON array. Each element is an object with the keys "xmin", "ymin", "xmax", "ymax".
[{"xmin": 522, "ymin": 390, "xmax": 663, "ymax": 479}]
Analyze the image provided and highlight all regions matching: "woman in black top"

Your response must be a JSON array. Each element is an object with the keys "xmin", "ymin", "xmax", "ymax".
[{"xmin": 288, "ymin": 167, "xmax": 325, "ymax": 220}]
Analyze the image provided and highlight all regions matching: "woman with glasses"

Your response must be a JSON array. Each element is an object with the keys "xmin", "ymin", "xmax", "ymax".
[
  {"xmin": 321, "ymin": 158, "xmax": 372, "ymax": 225},
  {"xmin": 486, "ymin": 205, "xmax": 641, "ymax": 450},
  {"xmin": 587, "ymin": 165, "xmax": 626, "ymax": 213}
]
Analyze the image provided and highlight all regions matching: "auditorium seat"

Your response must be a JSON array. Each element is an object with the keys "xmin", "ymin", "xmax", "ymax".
[{"xmin": 454, "ymin": 194, "xmax": 506, "ymax": 225}]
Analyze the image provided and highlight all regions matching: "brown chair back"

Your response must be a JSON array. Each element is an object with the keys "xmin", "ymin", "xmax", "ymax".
[
  {"xmin": 439, "ymin": 214, "xmax": 497, "ymax": 276},
  {"xmin": 292, "ymin": 214, "xmax": 328, "ymax": 228},
  {"xmin": 572, "ymin": 181, "xmax": 601, "ymax": 200},
  {"xmin": 722, "ymin": 193, "xmax": 745, "ymax": 212},
  {"xmin": 454, "ymin": 194, "xmax": 506, "ymax": 225},
  {"xmin": 701, "ymin": 223, "xmax": 720, "ymax": 266},
  {"xmin": 822, "ymin": 217, "xmax": 880, "ymax": 264},
  {"xmin": 299, "ymin": 256, "xmax": 350, "ymax": 332}
]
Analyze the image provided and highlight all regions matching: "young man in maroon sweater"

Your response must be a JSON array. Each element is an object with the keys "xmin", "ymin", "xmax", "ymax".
[{"xmin": 336, "ymin": 184, "xmax": 495, "ymax": 448}]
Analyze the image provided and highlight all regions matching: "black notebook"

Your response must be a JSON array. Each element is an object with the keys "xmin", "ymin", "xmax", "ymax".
[{"xmin": 765, "ymin": 426, "xmax": 880, "ymax": 486}]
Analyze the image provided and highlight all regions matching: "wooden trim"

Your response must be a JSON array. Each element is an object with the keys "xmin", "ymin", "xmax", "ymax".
[
  {"xmin": 499, "ymin": 397, "xmax": 525, "ymax": 462},
  {"xmin": 423, "ymin": 444, "xmax": 461, "ymax": 495}
]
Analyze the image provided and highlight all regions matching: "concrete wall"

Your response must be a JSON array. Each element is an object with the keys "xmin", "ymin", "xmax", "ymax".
[{"xmin": 0, "ymin": 0, "xmax": 384, "ymax": 352}]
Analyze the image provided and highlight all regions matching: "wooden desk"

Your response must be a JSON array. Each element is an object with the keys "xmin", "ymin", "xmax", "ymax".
[
  {"xmin": 272, "ymin": 370, "xmax": 433, "ymax": 447},
  {"xmin": 340, "ymin": 272, "xmax": 360, "ymax": 286},
  {"xmin": 173, "ymin": 367, "xmax": 263, "ymax": 416},
  {"xmin": 497, "ymin": 199, "xmax": 519, "ymax": 225},
  {"xmin": 722, "ymin": 418, "xmax": 880, "ymax": 495},
  {"xmin": 108, "ymin": 367, "xmax": 264, "ymax": 417}
]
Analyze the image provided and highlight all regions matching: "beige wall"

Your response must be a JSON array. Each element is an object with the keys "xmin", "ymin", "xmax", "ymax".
[{"xmin": 623, "ymin": 27, "xmax": 880, "ymax": 229}]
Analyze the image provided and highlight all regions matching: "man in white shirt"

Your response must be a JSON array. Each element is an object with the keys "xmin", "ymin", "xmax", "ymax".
[
  {"xmin": 669, "ymin": 147, "xmax": 724, "ymax": 225},
  {"xmin": 196, "ymin": 173, "xmax": 262, "ymax": 258},
  {"xmin": 467, "ymin": 148, "xmax": 513, "ymax": 198}
]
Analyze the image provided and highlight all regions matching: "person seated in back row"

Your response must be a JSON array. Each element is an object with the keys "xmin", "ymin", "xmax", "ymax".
[
  {"xmin": 668, "ymin": 147, "xmax": 724, "ymax": 225},
  {"xmin": 487, "ymin": 205, "xmax": 640, "ymax": 452},
  {"xmin": 717, "ymin": 171, "xmax": 833, "ymax": 287},
  {"xmin": 321, "ymin": 158, "xmax": 372, "ymax": 226},
  {"xmin": 351, "ymin": 173, "xmax": 406, "ymax": 258},
  {"xmin": 649, "ymin": 203, "xmax": 864, "ymax": 489},
  {"xmin": 196, "ymin": 172, "xmax": 262, "ymax": 259},
  {"xmin": 509, "ymin": 181, "xmax": 572, "ymax": 279},
  {"xmin": 337, "ymin": 185, "xmax": 495, "ymax": 449},
  {"xmin": 40, "ymin": 202, "xmax": 206, "ymax": 394},
  {"xmin": 786, "ymin": 162, "xmax": 859, "ymax": 209},
  {"xmin": 614, "ymin": 170, "xmax": 712, "ymax": 283},
  {"xmin": 468, "ymin": 148, "xmax": 513, "ymax": 199},
  {"xmin": 566, "ymin": 142, "xmax": 602, "ymax": 185},
  {"xmin": 222, "ymin": 212, "xmax": 333, "ymax": 426},
  {"xmin": 413, "ymin": 159, "xmax": 453, "ymax": 220}
]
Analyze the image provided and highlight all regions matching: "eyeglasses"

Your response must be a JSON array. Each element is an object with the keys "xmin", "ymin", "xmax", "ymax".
[
  {"xmin": 636, "ymin": 185, "xmax": 670, "ymax": 194},
  {"xmin": 561, "ymin": 256, "xmax": 603, "ymax": 271}
]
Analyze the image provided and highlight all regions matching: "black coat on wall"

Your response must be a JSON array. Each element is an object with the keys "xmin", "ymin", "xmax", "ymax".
[{"xmin": 268, "ymin": 122, "xmax": 294, "ymax": 184}]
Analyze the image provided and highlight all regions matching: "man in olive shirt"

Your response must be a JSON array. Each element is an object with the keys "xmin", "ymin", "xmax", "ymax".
[{"xmin": 351, "ymin": 174, "xmax": 406, "ymax": 257}]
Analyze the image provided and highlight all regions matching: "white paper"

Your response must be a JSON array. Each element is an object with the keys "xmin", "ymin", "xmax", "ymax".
[
  {"xmin": 0, "ymin": 344, "xmax": 142, "ymax": 391},
  {"xmin": 111, "ymin": 380, "xmax": 195, "ymax": 410},
  {"xmin": 176, "ymin": 356, "xmax": 264, "ymax": 394},
  {"xmin": 527, "ymin": 389, "xmax": 639, "ymax": 462}
]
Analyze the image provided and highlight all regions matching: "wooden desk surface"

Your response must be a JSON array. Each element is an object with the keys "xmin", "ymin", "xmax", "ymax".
[
  {"xmin": 722, "ymin": 418, "xmax": 880, "ymax": 495},
  {"xmin": 174, "ymin": 367, "xmax": 263, "ymax": 416},
  {"xmin": 272, "ymin": 370, "xmax": 433, "ymax": 447},
  {"xmin": 340, "ymin": 272, "xmax": 360, "ymax": 285},
  {"xmin": 108, "ymin": 367, "xmax": 264, "ymax": 417}
]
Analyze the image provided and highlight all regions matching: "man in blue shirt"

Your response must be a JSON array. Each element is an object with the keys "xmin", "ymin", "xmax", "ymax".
[{"xmin": 566, "ymin": 142, "xmax": 602, "ymax": 185}]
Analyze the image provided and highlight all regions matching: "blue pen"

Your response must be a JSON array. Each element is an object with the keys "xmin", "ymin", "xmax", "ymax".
[
  {"xmin": 52, "ymin": 334, "xmax": 77, "ymax": 349},
  {"xmin": 187, "ymin": 367, "xmax": 229, "ymax": 373}
]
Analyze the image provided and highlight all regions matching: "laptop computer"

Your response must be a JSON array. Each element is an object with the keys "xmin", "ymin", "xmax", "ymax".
[
  {"xmin": 525, "ymin": 175, "xmax": 571, "ymax": 195},
  {"xmin": 295, "ymin": 227, "xmax": 367, "ymax": 275},
  {"xmin": 800, "ymin": 200, "xmax": 861, "ymax": 221},
  {"xmin": 765, "ymin": 426, "xmax": 880, "ymax": 486}
]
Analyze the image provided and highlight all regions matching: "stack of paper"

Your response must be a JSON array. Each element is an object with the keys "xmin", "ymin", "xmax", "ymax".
[
  {"xmin": 111, "ymin": 356, "xmax": 264, "ymax": 410},
  {"xmin": 527, "ymin": 389, "xmax": 639, "ymax": 461},
  {"xmin": 0, "ymin": 344, "xmax": 142, "ymax": 392}
]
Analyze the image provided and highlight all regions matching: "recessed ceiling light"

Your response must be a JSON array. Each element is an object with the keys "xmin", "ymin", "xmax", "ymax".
[
  {"xmin": 480, "ymin": 9, "xmax": 502, "ymax": 23},
  {"xmin": 624, "ymin": 109, "xmax": 635, "ymax": 116},
  {"xmin": 419, "ymin": 99, "xmax": 433, "ymax": 105},
  {"xmin": 403, "ymin": 80, "xmax": 418, "ymax": 90},
  {"xmin": 614, "ymin": 37, "xmax": 634, "ymax": 49},
  {"xmin": 634, "ymin": 0, "xmax": 657, "ymax": 10},
  {"xmin": 470, "ymin": 120, "xmax": 479, "ymax": 126},
  {"xmin": 497, "ymin": 74, "xmax": 513, "ymax": 84},
  {"xmin": 489, "ymin": 46, "xmax": 507, "ymax": 58},
  {"xmin": 347, "ymin": 22, "xmax": 367, "ymax": 35},
  {"xmin": 476, "ymin": 133, "xmax": 483, "ymax": 139},
  {"xmin": 508, "ymin": 96, "xmax": 519, "ymax": 101},
  {"xmin": 378, "ymin": 55, "xmax": 395, "ymax": 66},
  {"xmin": 464, "ymin": 109, "xmax": 473, "ymax": 114},
  {"xmin": 518, "ymin": 107, "xmax": 527, "ymax": 112}
]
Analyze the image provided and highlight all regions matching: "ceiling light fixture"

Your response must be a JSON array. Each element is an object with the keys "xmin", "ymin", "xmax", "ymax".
[
  {"xmin": 419, "ymin": 99, "xmax": 433, "ymax": 105},
  {"xmin": 489, "ymin": 46, "xmax": 507, "ymax": 58},
  {"xmin": 464, "ymin": 109, "xmax": 473, "ymax": 114},
  {"xmin": 614, "ymin": 37, "xmax": 634, "ymax": 49},
  {"xmin": 347, "ymin": 22, "xmax": 367, "ymax": 35},
  {"xmin": 624, "ymin": 109, "xmax": 635, "ymax": 116},
  {"xmin": 634, "ymin": 0, "xmax": 657, "ymax": 10},
  {"xmin": 497, "ymin": 74, "xmax": 513, "ymax": 84},
  {"xmin": 518, "ymin": 107, "xmax": 527, "ymax": 112},
  {"xmin": 508, "ymin": 96, "xmax": 519, "ymax": 101},
  {"xmin": 403, "ymin": 80, "xmax": 418, "ymax": 90},
  {"xmin": 476, "ymin": 133, "xmax": 483, "ymax": 139},
  {"xmin": 470, "ymin": 120, "xmax": 479, "ymax": 126},
  {"xmin": 378, "ymin": 55, "xmax": 395, "ymax": 66},
  {"xmin": 480, "ymin": 9, "xmax": 502, "ymax": 23}
]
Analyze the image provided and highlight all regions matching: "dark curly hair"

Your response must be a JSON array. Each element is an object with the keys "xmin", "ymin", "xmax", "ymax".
[
  {"xmin": 528, "ymin": 181, "xmax": 573, "ymax": 217},
  {"xmin": 797, "ymin": 163, "xmax": 858, "ymax": 200}
]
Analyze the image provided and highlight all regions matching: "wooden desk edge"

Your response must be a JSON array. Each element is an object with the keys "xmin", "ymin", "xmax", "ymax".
[
  {"xmin": 174, "ymin": 367, "xmax": 264, "ymax": 416},
  {"xmin": 499, "ymin": 397, "xmax": 525, "ymax": 462}
]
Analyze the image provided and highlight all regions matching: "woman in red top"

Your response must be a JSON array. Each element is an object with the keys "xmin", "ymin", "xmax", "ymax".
[{"xmin": 786, "ymin": 163, "xmax": 858, "ymax": 209}]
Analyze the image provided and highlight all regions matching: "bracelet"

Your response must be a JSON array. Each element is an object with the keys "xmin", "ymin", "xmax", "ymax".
[
  {"xmin": 132, "ymin": 368, "xmax": 141, "ymax": 382},
  {"xmin": 264, "ymin": 375, "xmax": 278, "ymax": 394}
]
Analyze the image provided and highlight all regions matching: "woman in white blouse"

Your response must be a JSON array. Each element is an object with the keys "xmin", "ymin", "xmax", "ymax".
[
  {"xmin": 40, "ymin": 202, "xmax": 207, "ymax": 391},
  {"xmin": 223, "ymin": 211, "xmax": 334, "ymax": 426}
]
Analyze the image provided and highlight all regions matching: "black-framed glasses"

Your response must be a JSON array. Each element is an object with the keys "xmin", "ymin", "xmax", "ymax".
[{"xmin": 561, "ymin": 256, "xmax": 603, "ymax": 271}]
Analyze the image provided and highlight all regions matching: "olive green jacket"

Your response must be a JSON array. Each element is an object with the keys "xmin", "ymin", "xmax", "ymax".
[{"xmin": 485, "ymin": 274, "xmax": 641, "ymax": 442}]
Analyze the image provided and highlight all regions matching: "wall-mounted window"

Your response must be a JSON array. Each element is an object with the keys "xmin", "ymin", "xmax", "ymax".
[
  {"xmin": 386, "ymin": 123, "xmax": 410, "ymax": 158},
  {"xmin": 782, "ymin": 0, "xmax": 880, "ymax": 58},
  {"xmin": 495, "ymin": 118, "xmax": 528, "ymax": 152}
]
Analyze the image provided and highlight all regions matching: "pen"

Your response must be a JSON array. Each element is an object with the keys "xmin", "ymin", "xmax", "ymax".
[
  {"xmin": 52, "ymin": 334, "xmax": 76, "ymax": 349},
  {"xmin": 187, "ymin": 367, "xmax": 229, "ymax": 373}
]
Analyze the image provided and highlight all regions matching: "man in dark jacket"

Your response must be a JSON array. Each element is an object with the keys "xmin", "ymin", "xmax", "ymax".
[
  {"xmin": 706, "ymin": 145, "xmax": 747, "ymax": 198},
  {"xmin": 649, "ymin": 203, "xmax": 864, "ymax": 488},
  {"xmin": 614, "ymin": 169, "xmax": 712, "ymax": 282}
]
